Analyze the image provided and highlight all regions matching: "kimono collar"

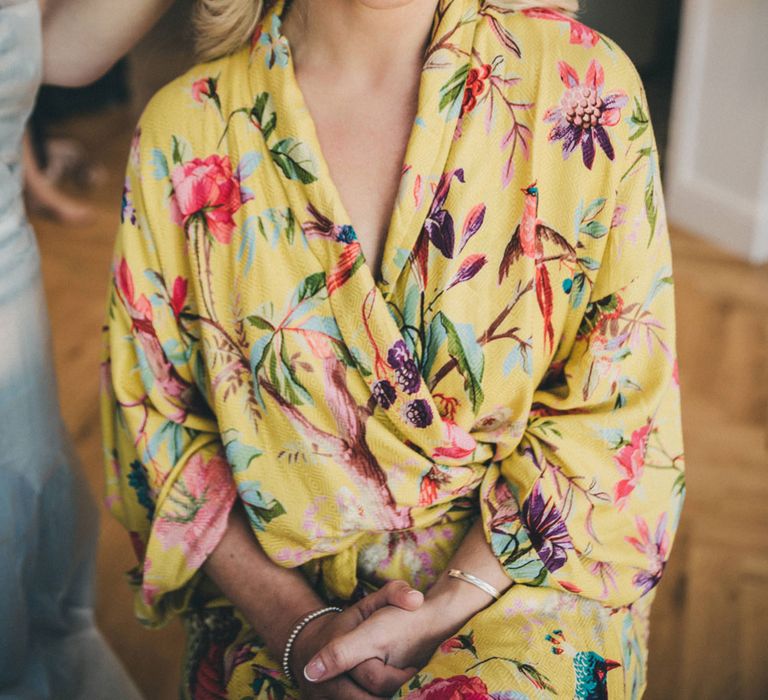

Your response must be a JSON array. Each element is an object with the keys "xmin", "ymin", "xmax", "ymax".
[
  {"xmin": 248, "ymin": 0, "xmax": 481, "ymax": 297},
  {"xmin": 247, "ymin": 0, "xmax": 490, "ymax": 465}
]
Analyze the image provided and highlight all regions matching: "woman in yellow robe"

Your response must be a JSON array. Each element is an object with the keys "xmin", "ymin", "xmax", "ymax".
[{"xmin": 101, "ymin": 0, "xmax": 685, "ymax": 697}]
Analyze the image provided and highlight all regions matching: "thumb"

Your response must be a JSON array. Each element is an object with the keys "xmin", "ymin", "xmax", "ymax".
[
  {"xmin": 303, "ymin": 625, "xmax": 376, "ymax": 684},
  {"xmin": 355, "ymin": 580, "xmax": 424, "ymax": 619}
]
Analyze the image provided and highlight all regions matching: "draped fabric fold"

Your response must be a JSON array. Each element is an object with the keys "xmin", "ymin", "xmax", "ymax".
[{"xmin": 102, "ymin": 1, "xmax": 684, "ymax": 696}]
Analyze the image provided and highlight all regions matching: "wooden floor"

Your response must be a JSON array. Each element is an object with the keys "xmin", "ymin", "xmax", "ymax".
[{"xmin": 32, "ymin": 104, "xmax": 768, "ymax": 700}]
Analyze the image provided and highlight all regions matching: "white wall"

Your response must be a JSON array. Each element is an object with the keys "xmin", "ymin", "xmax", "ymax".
[{"xmin": 666, "ymin": 0, "xmax": 768, "ymax": 264}]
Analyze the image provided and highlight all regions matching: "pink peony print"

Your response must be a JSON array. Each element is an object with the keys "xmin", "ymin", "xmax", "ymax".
[
  {"xmin": 544, "ymin": 60, "xmax": 628, "ymax": 169},
  {"xmin": 170, "ymin": 154, "xmax": 244, "ymax": 243},
  {"xmin": 153, "ymin": 452, "xmax": 237, "ymax": 570},
  {"xmin": 614, "ymin": 423, "xmax": 652, "ymax": 509},
  {"xmin": 407, "ymin": 675, "xmax": 491, "ymax": 699}
]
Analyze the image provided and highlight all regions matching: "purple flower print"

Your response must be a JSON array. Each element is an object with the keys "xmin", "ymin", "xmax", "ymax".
[
  {"xmin": 521, "ymin": 480, "xmax": 574, "ymax": 573},
  {"xmin": 447, "ymin": 253, "xmax": 488, "ymax": 289},
  {"xmin": 372, "ymin": 379, "xmax": 396, "ymax": 409},
  {"xmin": 405, "ymin": 399, "xmax": 433, "ymax": 428},
  {"xmin": 395, "ymin": 360, "xmax": 421, "ymax": 394},
  {"xmin": 625, "ymin": 514, "xmax": 669, "ymax": 594},
  {"xmin": 544, "ymin": 60, "xmax": 628, "ymax": 169},
  {"xmin": 422, "ymin": 169, "xmax": 465, "ymax": 258},
  {"xmin": 121, "ymin": 178, "xmax": 136, "ymax": 225},
  {"xmin": 386, "ymin": 339, "xmax": 421, "ymax": 394},
  {"xmin": 387, "ymin": 340, "xmax": 410, "ymax": 369}
]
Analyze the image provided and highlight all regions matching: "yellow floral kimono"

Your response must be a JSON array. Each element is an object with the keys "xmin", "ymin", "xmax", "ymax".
[{"xmin": 101, "ymin": 0, "xmax": 685, "ymax": 697}]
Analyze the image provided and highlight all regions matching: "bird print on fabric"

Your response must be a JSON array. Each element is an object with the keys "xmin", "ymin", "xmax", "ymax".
[
  {"xmin": 260, "ymin": 332, "xmax": 414, "ymax": 531},
  {"xmin": 498, "ymin": 183, "xmax": 577, "ymax": 352},
  {"xmin": 303, "ymin": 203, "xmax": 365, "ymax": 294},
  {"xmin": 547, "ymin": 629, "xmax": 621, "ymax": 700}
]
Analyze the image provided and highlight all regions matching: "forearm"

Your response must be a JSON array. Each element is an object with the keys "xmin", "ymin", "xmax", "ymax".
[
  {"xmin": 203, "ymin": 500, "xmax": 325, "ymax": 659},
  {"xmin": 420, "ymin": 518, "xmax": 513, "ymax": 642},
  {"xmin": 41, "ymin": 0, "xmax": 173, "ymax": 86}
]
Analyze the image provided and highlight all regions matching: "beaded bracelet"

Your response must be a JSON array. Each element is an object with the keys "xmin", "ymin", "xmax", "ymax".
[{"xmin": 281, "ymin": 606, "xmax": 343, "ymax": 685}]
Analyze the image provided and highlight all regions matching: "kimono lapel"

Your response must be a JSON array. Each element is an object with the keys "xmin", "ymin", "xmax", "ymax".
[{"xmin": 249, "ymin": 0, "xmax": 485, "ymax": 464}]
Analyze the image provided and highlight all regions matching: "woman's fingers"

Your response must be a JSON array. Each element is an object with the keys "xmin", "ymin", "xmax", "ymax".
[
  {"xmin": 302, "ymin": 582, "xmax": 423, "ymax": 688},
  {"xmin": 354, "ymin": 579, "xmax": 423, "ymax": 619},
  {"xmin": 350, "ymin": 658, "xmax": 419, "ymax": 697},
  {"xmin": 303, "ymin": 625, "xmax": 379, "ymax": 684}
]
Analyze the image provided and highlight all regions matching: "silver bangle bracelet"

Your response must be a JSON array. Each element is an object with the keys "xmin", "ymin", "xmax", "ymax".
[
  {"xmin": 281, "ymin": 606, "xmax": 343, "ymax": 684},
  {"xmin": 447, "ymin": 568, "xmax": 503, "ymax": 600}
]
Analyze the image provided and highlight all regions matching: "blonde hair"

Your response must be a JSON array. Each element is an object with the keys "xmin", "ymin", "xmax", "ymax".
[{"xmin": 195, "ymin": 0, "xmax": 580, "ymax": 62}]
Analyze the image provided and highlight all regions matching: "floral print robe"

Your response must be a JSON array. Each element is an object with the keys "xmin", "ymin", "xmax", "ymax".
[{"xmin": 101, "ymin": 1, "xmax": 685, "ymax": 697}]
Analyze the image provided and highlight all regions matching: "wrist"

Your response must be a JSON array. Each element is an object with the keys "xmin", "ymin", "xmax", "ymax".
[
  {"xmin": 252, "ymin": 593, "xmax": 326, "ymax": 660},
  {"xmin": 283, "ymin": 606, "xmax": 343, "ymax": 684},
  {"xmin": 419, "ymin": 572, "xmax": 496, "ymax": 642}
]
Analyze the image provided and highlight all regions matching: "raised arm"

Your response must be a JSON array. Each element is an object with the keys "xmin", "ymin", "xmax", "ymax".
[{"xmin": 41, "ymin": 0, "xmax": 174, "ymax": 87}]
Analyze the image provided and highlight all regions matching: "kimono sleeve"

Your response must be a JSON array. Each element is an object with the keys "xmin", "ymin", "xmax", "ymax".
[
  {"xmin": 100, "ymin": 119, "xmax": 237, "ymax": 627},
  {"xmin": 480, "ymin": 70, "xmax": 685, "ymax": 608}
]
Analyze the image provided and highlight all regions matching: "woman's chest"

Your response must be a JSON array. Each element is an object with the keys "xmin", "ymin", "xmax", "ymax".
[{"xmin": 297, "ymin": 76, "xmax": 420, "ymax": 282}]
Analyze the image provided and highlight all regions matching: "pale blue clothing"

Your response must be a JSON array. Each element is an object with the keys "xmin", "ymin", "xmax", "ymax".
[{"xmin": 0, "ymin": 1, "xmax": 142, "ymax": 697}]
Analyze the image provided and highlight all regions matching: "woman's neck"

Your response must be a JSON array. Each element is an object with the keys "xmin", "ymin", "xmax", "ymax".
[{"xmin": 282, "ymin": 0, "xmax": 440, "ymax": 87}]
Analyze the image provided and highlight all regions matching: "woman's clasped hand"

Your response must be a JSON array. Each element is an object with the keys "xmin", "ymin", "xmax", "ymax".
[{"xmin": 290, "ymin": 580, "xmax": 450, "ymax": 699}]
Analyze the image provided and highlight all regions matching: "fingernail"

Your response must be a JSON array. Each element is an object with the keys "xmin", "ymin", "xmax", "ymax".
[
  {"xmin": 303, "ymin": 658, "xmax": 326, "ymax": 682},
  {"xmin": 407, "ymin": 589, "xmax": 424, "ymax": 602}
]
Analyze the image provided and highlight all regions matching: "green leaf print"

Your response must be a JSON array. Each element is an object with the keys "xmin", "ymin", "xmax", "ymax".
[
  {"xmin": 673, "ymin": 471, "xmax": 686, "ymax": 496},
  {"xmin": 569, "ymin": 271, "xmax": 588, "ymax": 309},
  {"xmin": 170, "ymin": 134, "xmax": 192, "ymax": 166},
  {"xmin": 576, "ymin": 197, "xmax": 609, "ymax": 240},
  {"xmin": 270, "ymin": 138, "xmax": 319, "ymax": 184},
  {"xmin": 628, "ymin": 96, "xmax": 650, "ymax": 141},
  {"xmin": 252, "ymin": 92, "xmax": 278, "ymax": 142},
  {"xmin": 437, "ymin": 312, "xmax": 485, "ymax": 412},
  {"xmin": 645, "ymin": 178, "xmax": 658, "ymax": 245},
  {"xmin": 295, "ymin": 271, "xmax": 327, "ymax": 304},
  {"xmin": 238, "ymin": 480, "xmax": 286, "ymax": 532},
  {"xmin": 278, "ymin": 332, "xmax": 313, "ymax": 405},
  {"xmin": 578, "ymin": 256, "xmax": 601, "ymax": 271},
  {"xmin": 222, "ymin": 429, "xmax": 263, "ymax": 473},
  {"xmin": 439, "ymin": 64, "xmax": 470, "ymax": 117},
  {"xmin": 422, "ymin": 313, "xmax": 448, "ymax": 379},
  {"xmin": 580, "ymin": 220, "xmax": 608, "ymax": 238},
  {"xmin": 246, "ymin": 315, "xmax": 275, "ymax": 330},
  {"xmin": 578, "ymin": 292, "xmax": 621, "ymax": 337},
  {"xmin": 581, "ymin": 197, "xmax": 607, "ymax": 222}
]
